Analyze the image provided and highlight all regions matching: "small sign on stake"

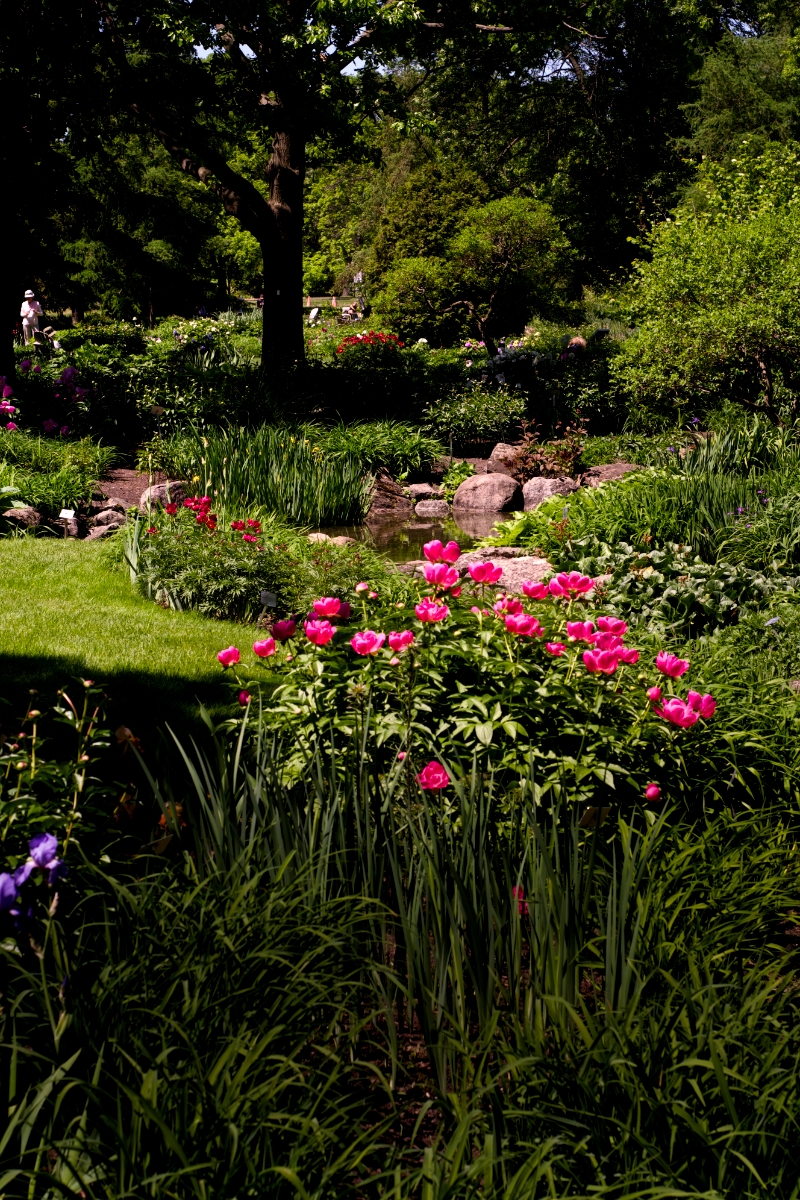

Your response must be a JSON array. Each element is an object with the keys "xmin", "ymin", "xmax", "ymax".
[{"xmin": 58, "ymin": 508, "xmax": 75, "ymax": 539}]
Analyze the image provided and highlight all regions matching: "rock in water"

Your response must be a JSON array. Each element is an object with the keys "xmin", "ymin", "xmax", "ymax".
[
  {"xmin": 452, "ymin": 473, "xmax": 522, "ymax": 511},
  {"xmin": 367, "ymin": 471, "xmax": 413, "ymax": 519},
  {"xmin": 415, "ymin": 499, "xmax": 450, "ymax": 518}
]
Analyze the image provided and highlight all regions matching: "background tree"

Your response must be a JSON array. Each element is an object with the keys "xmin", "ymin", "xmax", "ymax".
[
  {"xmin": 614, "ymin": 142, "xmax": 800, "ymax": 426},
  {"xmin": 375, "ymin": 196, "xmax": 571, "ymax": 350}
]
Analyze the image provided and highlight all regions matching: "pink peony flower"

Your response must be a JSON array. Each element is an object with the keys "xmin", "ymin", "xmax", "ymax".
[
  {"xmin": 217, "ymin": 646, "xmax": 241, "ymax": 667},
  {"xmin": 417, "ymin": 760, "xmax": 450, "ymax": 789},
  {"xmin": 423, "ymin": 540, "xmax": 445, "ymax": 563},
  {"xmin": 654, "ymin": 697, "xmax": 699, "ymax": 728},
  {"xmin": 505, "ymin": 613, "xmax": 543, "ymax": 637},
  {"xmin": 512, "ymin": 885, "xmax": 529, "ymax": 916},
  {"xmin": 313, "ymin": 597, "xmax": 344, "ymax": 617},
  {"xmin": 566, "ymin": 620, "xmax": 596, "ymax": 644},
  {"xmin": 593, "ymin": 632, "xmax": 624, "ymax": 652},
  {"xmin": 32, "ymin": 364, "xmax": 41, "ymax": 374},
  {"xmin": 469, "ymin": 561, "xmax": 503, "ymax": 584},
  {"xmin": 231, "ymin": 520, "xmax": 246, "ymax": 531},
  {"xmin": 242, "ymin": 533, "xmax": 258, "ymax": 543},
  {"xmin": 545, "ymin": 642, "xmax": 566, "ymax": 656},
  {"xmin": 494, "ymin": 595, "xmax": 523, "ymax": 615},
  {"xmin": 355, "ymin": 581, "xmax": 369, "ymax": 593},
  {"xmin": 42, "ymin": 418, "xmax": 59, "ymax": 433},
  {"xmin": 687, "ymin": 690, "xmax": 716, "ymax": 718},
  {"xmin": 5, "ymin": 422, "xmax": 18, "ymax": 432},
  {"xmin": 646, "ymin": 686, "xmax": 662, "ymax": 702},
  {"xmin": 238, "ymin": 690, "xmax": 251, "ymax": 706},
  {"xmin": 415, "ymin": 599, "xmax": 449, "ymax": 623},
  {"xmin": 645, "ymin": 784, "xmax": 661, "ymax": 801},
  {"xmin": 548, "ymin": 571, "xmax": 595, "ymax": 597},
  {"xmin": 522, "ymin": 580, "xmax": 549, "ymax": 599},
  {"xmin": 424, "ymin": 563, "xmax": 460, "ymax": 590},
  {"xmin": 368, "ymin": 590, "xmax": 378, "ymax": 599},
  {"xmin": 2, "ymin": 385, "xmax": 13, "ymax": 399},
  {"xmin": 0, "ymin": 402, "xmax": 15, "ymax": 415},
  {"xmin": 305, "ymin": 619, "xmax": 335, "ymax": 646},
  {"xmin": 272, "ymin": 619, "xmax": 296, "ymax": 641},
  {"xmin": 253, "ymin": 638, "xmax": 276, "ymax": 658},
  {"xmin": 389, "ymin": 655, "xmax": 401, "ymax": 665},
  {"xmin": 656, "ymin": 651, "xmax": 689, "ymax": 678},
  {"xmin": 397, "ymin": 751, "xmax": 406, "ymax": 761},
  {"xmin": 60, "ymin": 426, "xmax": 69, "ymax": 437},
  {"xmin": 619, "ymin": 647, "xmax": 640, "ymax": 664},
  {"xmin": 351, "ymin": 629, "xmax": 386, "ymax": 655},
  {"xmin": 164, "ymin": 503, "xmax": 178, "ymax": 515},
  {"xmin": 441, "ymin": 541, "xmax": 461, "ymax": 564},
  {"xmin": 388, "ymin": 630, "xmax": 415, "ymax": 652},
  {"xmin": 583, "ymin": 649, "xmax": 620, "ymax": 675},
  {"xmin": 19, "ymin": 360, "xmax": 31, "ymax": 374},
  {"xmin": 597, "ymin": 616, "xmax": 628, "ymax": 636}
]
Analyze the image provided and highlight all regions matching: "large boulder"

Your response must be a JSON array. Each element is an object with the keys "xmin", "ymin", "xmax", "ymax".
[
  {"xmin": 580, "ymin": 462, "xmax": 641, "ymax": 487},
  {"xmin": 452, "ymin": 473, "xmax": 522, "ymax": 512},
  {"xmin": 522, "ymin": 476, "xmax": 580, "ymax": 511},
  {"xmin": 138, "ymin": 480, "xmax": 188, "ymax": 513},
  {"xmin": 415, "ymin": 499, "xmax": 450, "ymax": 519},
  {"xmin": 2, "ymin": 505, "xmax": 41, "ymax": 529},
  {"xmin": 367, "ymin": 470, "xmax": 414, "ymax": 520},
  {"xmin": 486, "ymin": 442, "xmax": 519, "ymax": 477},
  {"xmin": 85, "ymin": 520, "xmax": 124, "ymax": 540},
  {"xmin": 95, "ymin": 496, "xmax": 129, "ymax": 514}
]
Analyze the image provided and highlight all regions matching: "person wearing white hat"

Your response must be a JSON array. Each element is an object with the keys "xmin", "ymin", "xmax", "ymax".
[{"xmin": 20, "ymin": 289, "xmax": 43, "ymax": 345}]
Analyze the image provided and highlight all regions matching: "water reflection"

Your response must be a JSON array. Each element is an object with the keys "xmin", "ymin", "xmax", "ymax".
[{"xmin": 318, "ymin": 511, "xmax": 511, "ymax": 563}]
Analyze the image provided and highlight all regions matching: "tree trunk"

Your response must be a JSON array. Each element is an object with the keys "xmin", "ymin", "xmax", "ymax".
[{"xmin": 261, "ymin": 128, "xmax": 305, "ymax": 368}]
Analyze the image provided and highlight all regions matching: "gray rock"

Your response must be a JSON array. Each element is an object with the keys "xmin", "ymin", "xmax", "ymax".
[
  {"xmin": 452, "ymin": 473, "xmax": 522, "ymax": 512},
  {"xmin": 408, "ymin": 483, "xmax": 444, "ymax": 501},
  {"xmin": 454, "ymin": 546, "xmax": 527, "ymax": 568},
  {"xmin": 522, "ymin": 476, "xmax": 579, "ymax": 511},
  {"xmin": 486, "ymin": 442, "xmax": 519, "ymax": 477},
  {"xmin": 2, "ymin": 505, "xmax": 41, "ymax": 529},
  {"xmin": 96, "ymin": 496, "xmax": 128, "ymax": 514},
  {"xmin": 491, "ymin": 556, "xmax": 553, "ymax": 594},
  {"xmin": 93, "ymin": 508, "xmax": 128, "ymax": 528},
  {"xmin": 398, "ymin": 559, "xmax": 426, "ymax": 576},
  {"xmin": 580, "ymin": 462, "xmax": 641, "ymax": 488},
  {"xmin": 307, "ymin": 532, "xmax": 331, "ymax": 543},
  {"xmin": 415, "ymin": 499, "xmax": 450, "ymax": 518},
  {"xmin": 138, "ymin": 480, "xmax": 188, "ymax": 513},
  {"xmin": 330, "ymin": 535, "xmax": 357, "ymax": 546},
  {"xmin": 85, "ymin": 520, "xmax": 124, "ymax": 540}
]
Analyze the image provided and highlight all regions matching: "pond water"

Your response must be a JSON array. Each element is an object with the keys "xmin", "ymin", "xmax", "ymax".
[{"xmin": 317, "ymin": 510, "xmax": 511, "ymax": 563}]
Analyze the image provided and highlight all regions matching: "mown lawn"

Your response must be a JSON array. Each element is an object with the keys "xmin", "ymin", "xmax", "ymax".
[{"xmin": 0, "ymin": 538, "xmax": 245, "ymax": 743}]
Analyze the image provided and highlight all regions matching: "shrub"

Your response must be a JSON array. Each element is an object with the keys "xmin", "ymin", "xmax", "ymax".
[
  {"xmin": 129, "ymin": 508, "xmax": 405, "ymax": 621},
  {"xmin": 424, "ymin": 384, "xmax": 526, "ymax": 446}
]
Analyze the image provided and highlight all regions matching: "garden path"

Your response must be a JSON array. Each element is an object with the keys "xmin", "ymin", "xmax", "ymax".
[{"xmin": 96, "ymin": 467, "xmax": 166, "ymax": 509}]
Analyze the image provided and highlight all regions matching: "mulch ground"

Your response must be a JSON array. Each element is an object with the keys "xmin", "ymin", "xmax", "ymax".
[{"xmin": 96, "ymin": 467, "xmax": 167, "ymax": 509}]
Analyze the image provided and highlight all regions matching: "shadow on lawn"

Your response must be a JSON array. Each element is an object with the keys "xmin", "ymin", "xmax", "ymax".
[{"xmin": 0, "ymin": 652, "xmax": 234, "ymax": 755}]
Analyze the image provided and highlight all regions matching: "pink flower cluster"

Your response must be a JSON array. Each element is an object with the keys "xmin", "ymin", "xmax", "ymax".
[
  {"xmin": 523, "ymin": 572, "xmax": 594, "ymax": 599},
  {"xmin": 313, "ymin": 597, "xmax": 351, "ymax": 619},
  {"xmin": 651, "ymin": 690, "xmax": 716, "ymax": 728},
  {"xmin": 423, "ymin": 540, "xmax": 460, "ymax": 564},
  {"xmin": 184, "ymin": 495, "xmax": 217, "ymax": 531}
]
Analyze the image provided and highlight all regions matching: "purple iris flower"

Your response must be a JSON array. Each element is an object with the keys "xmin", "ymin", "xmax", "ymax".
[
  {"xmin": 0, "ymin": 873, "xmax": 18, "ymax": 913},
  {"xmin": 30, "ymin": 833, "xmax": 58, "ymax": 866}
]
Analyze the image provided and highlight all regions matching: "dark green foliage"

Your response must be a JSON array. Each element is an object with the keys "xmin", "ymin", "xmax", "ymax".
[
  {"xmin": 683, "ymin": 33, "xmax": 800, "ymax": 159},
  {"xmin": 129, "ymin": 512, "xmax": 404, "ymax": 621}
]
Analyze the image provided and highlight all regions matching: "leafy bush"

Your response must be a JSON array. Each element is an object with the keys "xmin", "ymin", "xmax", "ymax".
[
  {"xmin": 615, "ymin": 142, "xmax": 800, "ymax": 427},
  {"xmin": 424, "ymin": 383, "xmax": 526, "ymax": 446},
  {"xmin": 0, "ymin": 431, "xmax": 116, "ymax": 516},
  {"xmin": 55, "ymin": 318, "xmax": 147, "ymax": 355},
  {"xmin": 128, "ymin": 508, "xmax": 404, "ymax": 621},
  {"xmin": 566, "ymin": 539, "xmax": 800, "ymax": 635},
  {"xmin": 307, "ymin": 421, "xmax": 444, "ymax": 479},
  {"xmin": 441, "ymin": 459, "xmax": 475, "ymax": 500}
]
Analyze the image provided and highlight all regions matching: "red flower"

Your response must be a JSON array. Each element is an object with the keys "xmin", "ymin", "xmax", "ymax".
[{"xmin": 417, "ymin": 760, "xmax": 450, "ymax": 790}]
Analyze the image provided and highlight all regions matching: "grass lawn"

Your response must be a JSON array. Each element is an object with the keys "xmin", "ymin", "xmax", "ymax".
[{"xmin": 0, "ymin": 538, "xmax": 247, "ymax": 746}]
